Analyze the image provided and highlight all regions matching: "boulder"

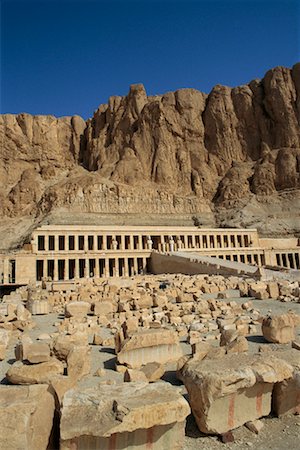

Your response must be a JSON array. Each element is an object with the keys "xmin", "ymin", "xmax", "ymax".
[
  {"xmin": 0, "ymin": 385, "xmax": 55, "ymax": 450},
  {"xmin": 60, "ymin": 381, "xmax": 190, "ymax": 450}
]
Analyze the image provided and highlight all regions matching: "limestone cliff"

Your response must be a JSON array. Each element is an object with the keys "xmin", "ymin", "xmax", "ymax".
[{"xmin": 1, "ymin": 64, "xmax": 300, "ymax": 249}]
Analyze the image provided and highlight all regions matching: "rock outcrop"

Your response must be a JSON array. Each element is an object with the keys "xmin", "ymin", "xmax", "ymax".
[{"xmin": 1, "ymin": 64, "xmax": 300, "ymax": 249}]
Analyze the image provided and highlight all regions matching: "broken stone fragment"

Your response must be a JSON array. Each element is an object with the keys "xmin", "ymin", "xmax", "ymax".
[{"xmin": 140, "ymin": 362, "xmax": 165, "ymax": 382}]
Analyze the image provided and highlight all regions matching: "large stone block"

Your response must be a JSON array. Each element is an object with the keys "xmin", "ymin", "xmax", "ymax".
[
  {"xmin": 0, "ymin": 385, "xmax": 55, "ymax": 450},
  {"xmin": 116, "ymin": 328, "xmax": 183, "ymax": 369},
  {"xmin": 27, "ymin": 300, "xmax": 49, "ymax": 315},
  {"xmin": 6, "ymin": 358, "xmax": 64, "ymax": 384},
  {"xmin": 15, "ymin": 342, "xmax": 50, "ymax": 364},
  {"xmin": 65, "ymin": 301, "xmax": 90, "ymax": 319},
  {"xmin": 180, "ymin": 352, "xmax": 293, "ymax": 434},
  {"xmin": 262, "ymin": 314, "xmax": 295, "ymax": 344},
  {"xmin": 60, "ymin": 381, "xmax": 190, "ymax": 450},
  {"xmin": 272, "ymin": 349, "xmax": 300, "ymax": 416}
]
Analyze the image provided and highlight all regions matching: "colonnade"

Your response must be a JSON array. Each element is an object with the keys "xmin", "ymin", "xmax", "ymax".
[
  {"xmin": 35, "ymin": 256, "xmax": 149, "ymax": 281},
  {"xmin": 275, "ymin": 252, "xmax": 300, "ymax": 269}
]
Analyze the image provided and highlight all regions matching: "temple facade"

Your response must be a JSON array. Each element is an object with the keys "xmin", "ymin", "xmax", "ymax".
[{"xmin": 0, "ymin": 225, "xmax": 299, "ymax": 284}]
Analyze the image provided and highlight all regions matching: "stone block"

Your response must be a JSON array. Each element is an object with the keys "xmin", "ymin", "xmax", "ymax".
[
  {"xmin": 15, "ymin": 342, "xmax": 50, "ymax": 364},
  {"xmin": 140, "ymin": 362, "xmax": 165, "ymax": 382},
  {"xmin": 116, "ymin": 328, "xmax": 183, "ymax": 369},
  {"xmin": 53, "ymin": 332, "xmax": 89, "ymax": 360},
  {"xmin": 67, "ymin": 345, "xmax": 91, "ymax": 381},
  {"xmin": 93, "ymin": 301, "xmax": 117, "ymax": 316},
  {"xmin": 272, "ymin": 349, "xmax": 300, "ymax": 416},
  {"xmin": 65, "ymin": 301, "xmax": 90, "ymax": 318},
  {"xmin": 262, "ymin": 314, "xmax": 295, "ymax": 344},
  {"xmin": 0, "ymin": 385, "xmax": 55, "ymax": 450},
  {"xmin": 6, "ymin": 358, "xmax": 64, "ymax": 385},
  {"xmin": 180, "ymin": 352, "xmax": 293, "ymax": 434},
  {"xmin": 27, "ymin": 300, "xmax": 49, "ymax": 315},
  {"xmin": 60, "ymin": 381, "xmax": 190, "ymax": 450}
]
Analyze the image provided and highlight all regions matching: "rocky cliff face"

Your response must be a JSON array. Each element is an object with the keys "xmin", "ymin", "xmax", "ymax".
[{"xmin": 1, "ymin": 64, "xmax": 300, "ymax": 249}]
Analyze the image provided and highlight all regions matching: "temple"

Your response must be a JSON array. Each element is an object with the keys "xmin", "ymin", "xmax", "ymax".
[{"xmin": 1, "ymin": 225, "xmax": 300, "ymax": 285}]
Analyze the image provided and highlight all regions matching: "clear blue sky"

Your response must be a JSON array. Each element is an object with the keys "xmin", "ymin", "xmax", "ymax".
[{"xmin": 1, "ymin": 0, "xmax": 299, "ymax": 119}]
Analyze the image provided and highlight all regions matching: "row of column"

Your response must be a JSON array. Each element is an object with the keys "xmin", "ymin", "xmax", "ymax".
[
  {"xmin": 36, "ymin": 256, "xmax": 149, "ymax": 281},
  {"xmin": 276, "ymin": 252, "xmax": 300, "ymax": 269},
  {"xmin": 36, "ymin": 233, "xmax": 253, "ymax": 252}
]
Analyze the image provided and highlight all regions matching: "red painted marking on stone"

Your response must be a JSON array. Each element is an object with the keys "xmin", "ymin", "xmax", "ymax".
[
  {"xmin": 256, "ymin": 387, "xmax": 263, "ymax": 416},
  {"xmin": 228, "ymin": 394, "xmax": 235, "ymax": 429},
  {"xmin": 146, "ymin": 427, "xmax": 154, "ymax": 449},
  {"xmin": 108, "ymin": 433, "xmax": 117, "ymax": 450}
]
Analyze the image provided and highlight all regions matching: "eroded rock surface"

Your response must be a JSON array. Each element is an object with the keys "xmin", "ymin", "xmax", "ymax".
[{"xmin": 1, "ymin": 64, "xmax": 300, "ymax": 249}]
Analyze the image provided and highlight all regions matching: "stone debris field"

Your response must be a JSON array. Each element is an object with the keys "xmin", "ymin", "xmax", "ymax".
[{"xmin": 0, "ymin": 273, "xmax": 299, "ymax": 449}]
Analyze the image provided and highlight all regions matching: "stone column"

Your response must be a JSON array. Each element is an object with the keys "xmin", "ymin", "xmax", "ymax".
[
  {"xmin": 84, "ymin": 235, "xmax": 88, "ymax": 252},
  {"xmin": 54, "ymin": 235, "xmax": 59, "ymax": 252},
  {"xmin": 133, "ymin": 258, "xmax": 138, "ymax": 275},
  {"xmin": 292, "ymin": 253, "xmax": 297, "ymax": 269},
  {"xmin": 3, "ymin": 259, "xmax": 9, "ymax": 284},
  {"xmin": 64, "ymin": 260, "xmax": 68, "ymax": 280},
  {"xmin": 169, "ymin": 236, "xmax": 175, "ymax": 252},
  {"xmin": 147, "ymin": 236, "xmax": 153, "ymax": 250},
  {"xmin": 138, "ymin": 235, "xmax": 143, "ymax": 250},
  {"xmin": 121, "ymin": 235, "xmax": 125, "ymax": 251},
  {"xmin": 104, "ymin": 259, "xmax": 109, "ymax": 277},
  {"xmin": 177, "ymin": 237, "xmax": 182, "ymax": 249},
  {"xmin": 115, "ymin": 258, "xmax": 119, "ymax": 277},
  {"xmin": 124, "ymin": 258, "xmax": 129, "ymax": 277},
  {"xmin": 143, "ymin": 257, "xmax": 147, "ymax": 273},
  {"xmin": 74, "ymin": 234, "xmax": 79, "ymax": 251},
  {"xmin": 53, "ymin": 259, "xmax": 58, "ymax": 281},
  {"xmin": 102, "ymin": 235, "xmax": 107, "ymax": 250},
  {"xmin": 83, "ymin": 258, "xmax": 88, "ymax": 277},
  {"xmin": 74, "ymin": 259, "xmax": 80, "ymax": 279},
  {"xmin": 129, "ymin": 235, "xmax": 134, "ymax": 250},
  {"xmin": 95, "ymin": 259, "xmax": 100, "ymax": 278},
  {"xmin": 191, "ymin": 235, "xmax": 196, "ymax": 248},
  {"xmin": 183, "ymin": 235, "xmax": 188, "ymax": 249}
]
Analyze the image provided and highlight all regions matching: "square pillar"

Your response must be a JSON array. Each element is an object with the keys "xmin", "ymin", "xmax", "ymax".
[
  {"xmin": 95, "ymin": 259, "xmax": 100, "ymax": 277},
  {"xmin": 54, "ymin": 235, "xmax": 59, "ymax": 252},
  {"xmin": 115, "ymin": 258, "xmax": 119, "ymax": 277},
  {"xmin": 64, "ymin": 260, "xmax": 68, "ymax": 280},
  {"xmin": 124, "ymin": 258, "xmax": 129, "ymax": 277},
  {"xmin": 75, "ymin": 259, "xmax": 80, "ymax": 279},
  {"xmin": 121, "ymin": 235, "xmax": 125, "ymax": 251},
  {"xmin": 53, "ymin": 259, "xmax": 58, "ymax": 281},
  {"xmin": 85, "ymin": 258, "xmax": 89, "ymax": 277},
  {"xmin": 104, "ymin": 259, "xmax": 109, "ymax": 277}
]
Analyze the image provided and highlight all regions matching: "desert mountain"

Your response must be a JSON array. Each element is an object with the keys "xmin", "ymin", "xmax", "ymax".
[{"xmin": 1, "ymin": 64, "xmax": 300, "ymax": 249}]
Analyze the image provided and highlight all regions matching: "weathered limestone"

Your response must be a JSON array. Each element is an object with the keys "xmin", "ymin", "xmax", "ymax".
[
  {"xmin": 140, "ymin": 362, "xmax": 165, "ymax": 382},
  {"xmin": 262, "ymin": 314, "xmax": 295, "ymax": 344},
  {"xmin": 15, "ymin": 342, "xmax": 50, "ymax": 364},
  {"xmin": 6, "ymin": 358, "xmax": 64, "ymax": 384},
  {"xmin": 65, "ymin": 301, "xmax": 90, "ymax": 318},
  {"xmin": 272, "ymin": 349, "xmax": 300, "ymax": 416},
  {"xmin": 27, "ymin": 299, "xmax": 49, "ymax": 315},
  {"xmin": 116, "ymin": 328, "xmax": 183, "ymax": 369},
  {"xmin": 0, "ymin": 385, "xmax": 55, "ymax": 450},
  {"xmin": 53, "ymin": 332, "xmax": 89, "ymax": 360},
  {"xmin": 60, "ymin": 381, "xmax": 190, "ymax": 450},
  {"xmin": 67, "ymin": 345, "xmax": 91, "ymax": 381},
  {"xmin": 179, "ymin": 352, "xmax": 293, "ymax": 434}
]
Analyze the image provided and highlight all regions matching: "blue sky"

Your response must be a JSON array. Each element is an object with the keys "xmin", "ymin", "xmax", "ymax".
[{"xmin": 1, "ymin": 0, "xmax": 299, "ymax": 119}]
